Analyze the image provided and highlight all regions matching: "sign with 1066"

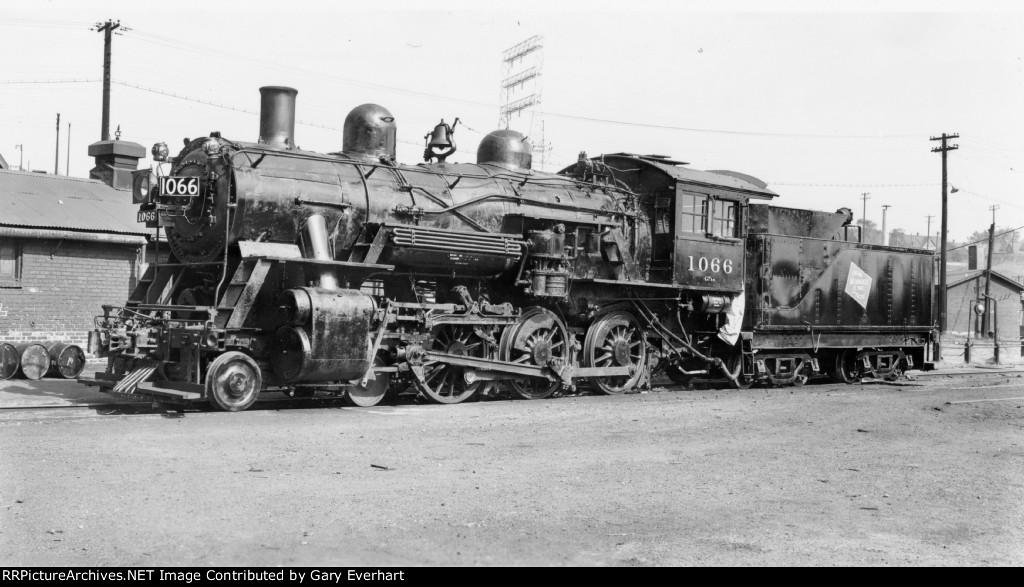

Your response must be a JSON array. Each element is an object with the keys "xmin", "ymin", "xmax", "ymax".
[{"xmin": 159, "ymin": 176, "xmax": 200, "ymax": 197}]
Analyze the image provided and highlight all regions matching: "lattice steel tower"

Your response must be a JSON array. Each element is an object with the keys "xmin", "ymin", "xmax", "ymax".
[{"xmin": 499, "ymin": 36, "xmax": 550, "ymax": 168}]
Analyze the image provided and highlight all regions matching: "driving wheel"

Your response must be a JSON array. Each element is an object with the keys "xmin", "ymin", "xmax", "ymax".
[
  {"xmin": 499, "ymin": 307, "xmax": 569, "ymax": 400},
  {"xmin": 414, "ymin": 325, "xmax": 490, "ymax": 404},
  {"xmin": 582, "ymin": 311, "xmax": 647, "ymax": 395}
]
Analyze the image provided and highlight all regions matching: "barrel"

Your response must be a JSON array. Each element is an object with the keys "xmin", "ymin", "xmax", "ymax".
[
  {"xmin": 15, "ymin": 343, "xmax": 49, "ymax": 380},
  {"xmin": 0, "ymin": 342, "xmax": 19, "ymax": 380},
  {"xmin": 46, "ymin": 342, "xmax": 86, "ymax": 379}
]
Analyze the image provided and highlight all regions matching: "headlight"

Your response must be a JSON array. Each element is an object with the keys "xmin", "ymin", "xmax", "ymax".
[
  {"xmin": 203, "ymin": 138, "xmax": 222, "ymax": 156},
  {"xmin": 132, "ymin": 170, "xmax": 157, "ymax": 204},
  {"xmin": 151, "ymin": 142, "xmax": 169, "ymax": 162}
]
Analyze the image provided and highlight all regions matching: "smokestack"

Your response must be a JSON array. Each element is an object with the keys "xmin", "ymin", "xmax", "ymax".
[{"xmin": 258, "ymin": 86, "xmax": 298, "ymax": 149}]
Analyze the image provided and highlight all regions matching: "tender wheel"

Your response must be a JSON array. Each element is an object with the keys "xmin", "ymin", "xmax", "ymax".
[
  {"xmin": 346, "ymin": 356, "xmax": 390, "ymax": 407},
  {"xmin": 792, "ymin": 364, "xmax": 809, "ymax": 387},
  {"xmin": 206, "ymin": 351, "xmax": 262, "ymax": 412},
  {"xmin": 414, "ymin": 325, "xmax": 490, "ymax": 404},
  {"xmin": 833, "ymin": 350, "xmax": 860, "ymax": 383},
  {"xmin": 499, "ymin": 307, "xmax": 569, "ymax": 400},
  {"xmin": 583, "ymin": 311, "xmax": 647, "ymax": 395}
]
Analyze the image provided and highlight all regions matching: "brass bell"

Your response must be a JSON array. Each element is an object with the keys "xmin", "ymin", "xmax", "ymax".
[
  {"xmin": 423, "ymin": 117, "xmax": 460, "ymax": 163},
  {"xmin": 428, "ymin": 120, "xmax": 453, "ymax": 148}
]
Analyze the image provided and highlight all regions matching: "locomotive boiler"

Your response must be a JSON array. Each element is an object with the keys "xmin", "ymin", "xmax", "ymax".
[{"xmin": 81, "ymin": 85, "xmax": 935, "ymax": 410}]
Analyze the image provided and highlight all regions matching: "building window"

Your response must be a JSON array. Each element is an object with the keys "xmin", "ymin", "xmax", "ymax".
[
  {"xmin": 0, "ymin": 239, "xmax": 21, "ymax": 284},
  {"xmin": 710, "ymin": 199, "xmax": 739, "ymax": 238},
  {"xmin": 678, "ymin": 192, "xmax": 707, "ymax": 234}
]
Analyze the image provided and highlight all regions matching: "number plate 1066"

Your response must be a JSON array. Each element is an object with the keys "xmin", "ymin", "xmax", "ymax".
[{"xmin": 159, "ymin": 176, "xmax": 200, "ymax": 197}]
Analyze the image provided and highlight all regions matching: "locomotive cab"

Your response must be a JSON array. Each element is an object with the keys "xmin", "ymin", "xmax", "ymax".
[
  {"xmin": 566, "ymin": 154, "xmax": 776, "ymax": 290},
  {"xmin": 662, "ymin": 186, "xmax": 746, "ymax": 292}
]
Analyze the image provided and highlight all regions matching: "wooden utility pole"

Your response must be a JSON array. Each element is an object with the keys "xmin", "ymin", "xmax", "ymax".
[
  {"xmin": 66, "ymin": 122, "xmax": 71, "ymax": 176},
  {"xmin": 882, "ymin": 204, "xmax": 891, "ymax": 246},
  {"xmin": 860, "ymin": 192, "xmax": 870, "ymax": 242},
  {"xmin": 54, "ymin": 113, "xmax": 60, "ymax": 175},
  {"xmin": 930, "ymin": 132, "xmax": 958, "ymax": 340},
  {"xmin": 925, "ymin": 215, "xmax": 935, "ymax": 249},
  {"xmin": 94, "ymin": 20, "xmax": 120, "ymax": 141},
  {"xmin": 983, "ymin": 205, "xmax": 998, "ymax": 335}
]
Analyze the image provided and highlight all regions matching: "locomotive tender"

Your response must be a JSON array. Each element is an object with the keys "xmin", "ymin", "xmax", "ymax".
[{"xmin": 81, "ymin": 86, "xmax": 935, "ymax": 410}]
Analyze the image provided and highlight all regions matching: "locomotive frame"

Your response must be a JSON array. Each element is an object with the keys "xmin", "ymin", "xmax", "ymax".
[{"xmin": 80, "ymin": 86, "xmax": 936, "ymax": 410}]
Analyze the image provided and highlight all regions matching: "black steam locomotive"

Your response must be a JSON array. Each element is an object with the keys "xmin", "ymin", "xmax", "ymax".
[{"xmin": 81, "ymin": 86, "xmax": 935, "ymax": 410}]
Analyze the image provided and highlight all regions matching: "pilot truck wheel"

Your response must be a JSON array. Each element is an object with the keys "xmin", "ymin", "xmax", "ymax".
[{"xmin": 206, "ymin": 351, "xmax": 263, "ymax": 412}]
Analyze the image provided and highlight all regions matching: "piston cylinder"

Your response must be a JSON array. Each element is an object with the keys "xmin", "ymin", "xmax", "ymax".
[{"xmin": 271, "ymin": 288, "xmax": 375, "ymax": 383}]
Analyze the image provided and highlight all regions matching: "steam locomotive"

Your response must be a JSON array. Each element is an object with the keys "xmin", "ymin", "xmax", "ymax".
[{"xmin": 81, "ymin": 86, "xmax": 935, "ymax": 410}]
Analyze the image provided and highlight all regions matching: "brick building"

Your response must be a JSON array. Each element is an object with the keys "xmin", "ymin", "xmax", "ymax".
[{"xmin": 0, "ymin": 168, "xmax": 148, "ymax": 346}]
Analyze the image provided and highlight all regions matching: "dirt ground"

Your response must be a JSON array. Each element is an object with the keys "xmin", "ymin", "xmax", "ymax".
[{"xmin": 1, "ymin": 372, "xmax": 1022, "ymax": 566}]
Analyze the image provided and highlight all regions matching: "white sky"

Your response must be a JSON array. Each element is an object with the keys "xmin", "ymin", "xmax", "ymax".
[{"xmin": 1, "ymin": 0, "xmax": 1022, "ymax": 241}]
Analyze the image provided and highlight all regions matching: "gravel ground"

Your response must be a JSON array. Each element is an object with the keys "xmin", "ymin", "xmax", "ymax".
[{"xmin": 1, "ymin": 373, "xmax": 1022, "ymax": 566}]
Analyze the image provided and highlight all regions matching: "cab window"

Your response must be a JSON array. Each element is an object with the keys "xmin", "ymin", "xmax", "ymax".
[{"xmin": 710, "ymin": 199, "xmax": 739, "ymax": 238}]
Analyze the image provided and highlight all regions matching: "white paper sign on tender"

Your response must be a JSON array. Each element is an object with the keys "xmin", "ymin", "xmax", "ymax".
[{"xmin": 845, "ymin": 262, "xmax": 872, "ymax": 309}]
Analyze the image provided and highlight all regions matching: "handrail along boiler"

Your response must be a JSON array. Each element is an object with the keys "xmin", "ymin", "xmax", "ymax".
[{"xmin": 81, "ymin": 86, "xmax": 936, "ymax": 410}]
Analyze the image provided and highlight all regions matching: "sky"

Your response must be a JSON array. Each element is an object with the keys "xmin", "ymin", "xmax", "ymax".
[{"xmin": 1, "ymin": 0, "xmax": 1022, "ymax": 242}]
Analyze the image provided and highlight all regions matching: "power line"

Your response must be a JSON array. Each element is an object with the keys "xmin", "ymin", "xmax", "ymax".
[
  {"xmin": 537, "ymin": 110, "xmax": 926, "ymax": 139},
  {"xmin": 955, "ymin": 187, "xmax": 1024, "ymax": 210},
  {"xmin": 768, "ymin": 182, "xmax": 938, "ymax": 188},
  {"xmin": 0, "ymin": 79, "xmax": 100, "ymax": 85},
  {"xmin": 948, "ymin": 225, "xmax": 1024, "ymax": 252},
  {"xmin": 115, "ymin": 26, "xmax": 938, "ymax": 141},
  {"xmin": 0, "ymin": 17, "xmax": 93, "ymax": 29},
  {"xmin": 112, "ymin": 80, "xmax": 424, "ymax": 147}
]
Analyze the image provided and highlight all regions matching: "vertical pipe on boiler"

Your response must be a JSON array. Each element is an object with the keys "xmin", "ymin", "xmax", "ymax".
[{"xmin": 300, "ymin": 214, "xmax": 339, "ymax": 290}]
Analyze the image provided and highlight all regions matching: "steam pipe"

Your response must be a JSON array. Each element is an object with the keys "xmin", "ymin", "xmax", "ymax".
[{"xmin": 300, "ymin": 214, "xmax": 339, "ymax": 290}]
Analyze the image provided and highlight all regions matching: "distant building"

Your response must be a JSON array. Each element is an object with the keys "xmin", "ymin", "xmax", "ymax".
[
  {"xmin": 945, "ymin": 270, "xmax": 1023, "ymax": 361},
  {"xmin": 0, "ymin": 141, "xmax": 146, "ymax": 346},
  {"xmin": 889, "ymin": 232, "xmax": 933, "ymax": 250}
]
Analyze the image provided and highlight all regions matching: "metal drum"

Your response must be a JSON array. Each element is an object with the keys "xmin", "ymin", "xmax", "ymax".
[
  {"xmin": 0, "ymin": 343, "xmax": 19, "ymax": 380},
  {"xmin": 16, "ymin": 343, "xmax": 49, "ymax": 380},
  {"xmin": 46, "ymin": 342, "xmax": 86, "ymax": 379}
]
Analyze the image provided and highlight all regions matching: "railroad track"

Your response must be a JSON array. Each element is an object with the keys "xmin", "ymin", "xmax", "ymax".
[{"xmin": 3, "ymin": 368, "xmax": 1020, "ymax": 414}]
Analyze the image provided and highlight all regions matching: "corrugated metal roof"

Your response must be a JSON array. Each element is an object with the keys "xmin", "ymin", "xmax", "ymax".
[
  {"xmin": 601, "ymin": 154, "xmax": 778, "ymax": 199},
  {"xmin": 0, "ymin": 169, "xmax": 147, "ymax": 236}
]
